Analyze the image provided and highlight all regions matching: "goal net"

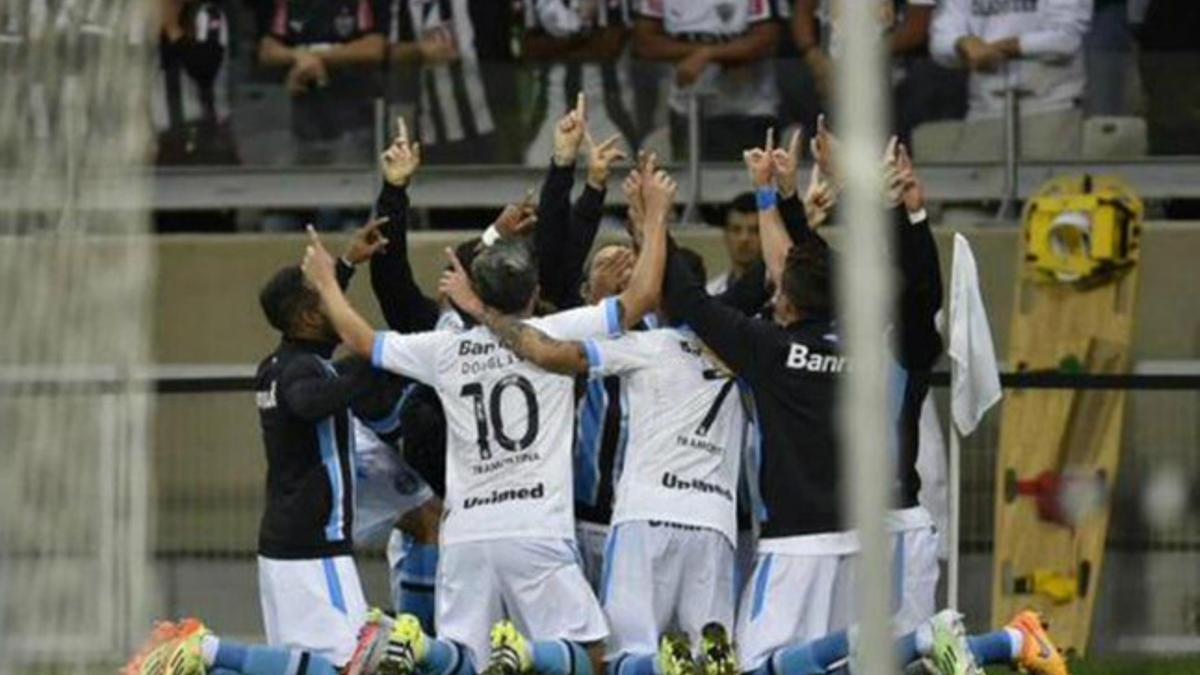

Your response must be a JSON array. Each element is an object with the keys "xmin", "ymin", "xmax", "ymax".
[{"xmin": 0, "ymin": 0, "xmax": 156, "ymax": 670}]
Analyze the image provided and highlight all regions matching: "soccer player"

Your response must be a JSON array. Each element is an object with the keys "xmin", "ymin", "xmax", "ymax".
[
  {"xmin": 253, "ymin": 218, "xmax": 389, "ymax": 667},
  {"xmin": 440, "ymin": 167, "xmax": 748, "ymax": 675},
  {"xmin": 785, "ymin": 124, "xmax": 946, "ymax": 633},
  {"xmin": 705, "ymin": 192, "xmax": 761, "ymax": 296},
  {"xmin": 345, "ymin": 361, "xmax": 443, "ymax": 631},
  {"xmin": 298, "ymin": 184, "xmax": 670, "ymax": 675},
  {"xmin": 649, "ymin": 129, "xmax": 892, "ymax": 672},
  {"xmin": 356, "ymin": 108, "xmax": 622, "ymax": 626}
]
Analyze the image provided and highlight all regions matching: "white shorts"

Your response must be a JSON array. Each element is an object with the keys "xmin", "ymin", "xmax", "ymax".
[
  {"xmin": 576, "ymin": 521, "xmax": 610, "ymax": 592},
  {"xmin": 888, "ymin": 507, "xmax": 940, "ymax": 634},
  {"xmin": 601, "ymin": 521, "xmax": 736, "ymax": 660},
  {"xmin": 735, "ymin": 551, "xmax": 857, "ymax": 672},
  {"xmin": 353, "ymin": 429, "xmax": 435, "ymax": 545},
  {"xmin": 437, "ymin": 538, "xmax": 609, "ymax": 669},
  {"xmin": 258, "ymin": 555, "xmax": 369, "ymax": 667}
]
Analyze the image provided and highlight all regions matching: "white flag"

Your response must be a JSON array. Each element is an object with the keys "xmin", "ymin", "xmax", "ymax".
[{"xmin": 948, "ymin": 233, "xmax": 1002, "ymax": 436}]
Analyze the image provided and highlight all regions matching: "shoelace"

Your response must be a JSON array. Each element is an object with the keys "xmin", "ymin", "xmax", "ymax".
[
  {"xmin": 383, "ymin": 642, "xmax": 417, "ymax": 675},
  {"xmin": 487, "ymin": 646, "xmax": 523, "ymax": 675}
]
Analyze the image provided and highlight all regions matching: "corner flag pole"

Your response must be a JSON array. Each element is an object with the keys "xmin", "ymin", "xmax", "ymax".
[{"xmin": 948, "ymin": 426, "xmax": 962, "ymax": 610}]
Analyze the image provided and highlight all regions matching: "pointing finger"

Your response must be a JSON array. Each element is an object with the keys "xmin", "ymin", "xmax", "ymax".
[
  {"xmin": 306, "ymin": 224, "xmax": 325, "ymax": 250},
  {"xmin": 444, "ymin": 246, "xmax": 467, "ymax": 276},
  {"xmin": 575, "ymin": 91, "xmax": 587, "ymax": 123}
]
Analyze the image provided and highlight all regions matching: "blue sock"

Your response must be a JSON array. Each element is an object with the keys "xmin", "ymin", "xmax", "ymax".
[
  {"xmin": 214, "ymin": 643, "xmax": 337, "ymax": 675},
  {"xmin": 967, "ymin": 631, "xmax": 1015, "ymax": 666},
  {"xmin": 608, "ymin": 653, "xmax": 657, "ymax": 675},
  {"xmin": 423, "ymin": 637, "xmax": 475, "ymax": 675},
  {"xmin": 395, "ymin": 537, "xmax": 438, "ymax": 632},
  {"xmin": 532, "ymin": 640, "xmax": 593, "ymax": 675},
  {"xmin": 756, "ymin": 631, "xmax": 849, "ymax": 675}
]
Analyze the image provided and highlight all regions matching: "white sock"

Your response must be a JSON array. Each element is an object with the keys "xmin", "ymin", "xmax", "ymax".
[
  {"xmin": 914, "ymin": 623, "xmax": 935, "ymax": 656},
  {"xmin": 200, "ymin": 635, "xmax": 220, "ymax": 667},
  {"xmin": 1004, "ymin": 628, "xmax": 1024, "ymax": 661}
]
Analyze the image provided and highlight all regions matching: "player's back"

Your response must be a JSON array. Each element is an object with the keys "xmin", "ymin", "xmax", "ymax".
[
  {"xmin": 254, "ymin": 340, "xmax": 355, "ymax": 559},
  {"xmin": 592, "ymin": 326, "xmax": 746, "ymax": 545},
  {"xmin": 372, "ymin": 299, "xmax": 624, "ymax": 546}
]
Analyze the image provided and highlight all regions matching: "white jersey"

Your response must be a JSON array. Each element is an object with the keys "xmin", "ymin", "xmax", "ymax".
[
  {"xmin": 372, "ymin": 298, "xmax": 624, "ymax": 545},
  {"xmin": 586, "ymin": 327, "xmax": 745, "ymax": 545}
]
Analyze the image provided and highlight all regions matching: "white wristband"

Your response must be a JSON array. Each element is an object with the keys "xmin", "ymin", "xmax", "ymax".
[
  {"xmin": 481, "ymin": 225, "xmax": 502, "ymax": 247},
  {"xmin": 907, "ymin": 208, "xmax": 928, "ymax": 225}
]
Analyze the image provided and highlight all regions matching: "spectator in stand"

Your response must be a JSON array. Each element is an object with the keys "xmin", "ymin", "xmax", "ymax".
[
  {"xmin": 788, "ymin": 0, "xmax": 965, "ymax": 141},
  {"xmin": 632, "ymin": 0, "xmax": 782, "ymax": 161},
  {"xmin": 388, "ymin": 0, "xmax": 518, "ymax": 164},
  {"xmin": 257, "ymin": 0, "xmax": 386, "ymax": 165},
  {"xmin": 154, "ymin": 0, "xmax": 238, "ymax": 232},
  {"xmin": 1084, "ymin": 0, "xmax": 1137, "ymax": 116},
  {"xmin": 1138, "ymin": 0, "xmax": 1200, "ymax": 218},
  {"xmin": 706, "ymin": 192, "xmax": 762, "ymax": 296},
  {"xmin": 520, "ymin": 0, "xmax": 639, "ymax": 166},
  {"xmin": 924, "ymin": 0, "xmax": 1091, "ymax": 161}
]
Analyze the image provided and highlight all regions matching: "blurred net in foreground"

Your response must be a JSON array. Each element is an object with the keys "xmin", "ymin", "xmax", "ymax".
[{"xmin": 0, "ymin": 0, "xmax": 156, "ymax": 669}]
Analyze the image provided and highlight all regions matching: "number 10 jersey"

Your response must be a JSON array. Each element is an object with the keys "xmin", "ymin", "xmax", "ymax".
[{"xmin": 372, "ymin": 299, "xmax": 624, "ymax": 546}]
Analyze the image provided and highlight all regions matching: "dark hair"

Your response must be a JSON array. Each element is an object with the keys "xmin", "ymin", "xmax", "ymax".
[
  {"xmin": 727, "ymin": 192, "xmax": 759, "ymax": 220},
  {"xmin": 470, "ymin": 239, "xmax": 538, "ymax": 314},
  {"xmin": 781, "ymin": 238, "xmax": 833, "ymax": 315},
  {"xmin": 454, "ymin": 237, "xmax": 485, "ymax": 278},
  {"xmin": 259, "ymin": 266, "xmax": 318, "ymax": 335}
]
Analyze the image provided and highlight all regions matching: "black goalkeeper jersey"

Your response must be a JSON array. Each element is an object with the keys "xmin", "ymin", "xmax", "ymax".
[{"xmin": 256, "ymin": 338, "xmax": 367, "ymax": 559}]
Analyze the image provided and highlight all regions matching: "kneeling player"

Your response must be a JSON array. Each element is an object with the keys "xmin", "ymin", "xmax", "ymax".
[
  {"xmin": 300, "ymin": 209, "xmax": 665, "ymax": 674},
  {"xmin": 442, "ymin": 168, "xmax": 744, "ymax": 675}
]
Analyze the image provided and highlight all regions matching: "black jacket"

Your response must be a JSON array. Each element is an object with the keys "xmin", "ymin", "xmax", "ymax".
[
  {"xmin": 662, "ymin": 207, "xmax": 943, "ymax": 538},
  {"xmin": 255, "ymin": 338, "xmax": 368, "ymax": 558}
]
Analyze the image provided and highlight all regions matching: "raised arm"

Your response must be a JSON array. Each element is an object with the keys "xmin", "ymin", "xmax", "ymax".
[
  {"xmin": 662, "ymin": 238, "xmax": 776, "ymax": 379},
  {"xmin": 744, "ymin": 129, "xmax": 794, "ymax": 288},
  {"xmin": 367, "ymin": 117, "xmax": 443, "ymax": 333},
  {"xmin": 615, "ymin": 168, "xmax": 675, "ymax": 329},
  {"xmin": 303, "ymin": 228, "xmax": 377, "ymax": 359},
  {"xmin": 560, "ymin": 133, "xmax": 627, "ymax": 309},
  {"xmin": 535, "ymin": 94, "xmax": 587, "ymax": 309},
  {"xmin": 892, "ymin": 145, "xmax": 944, "ymax": 371}
]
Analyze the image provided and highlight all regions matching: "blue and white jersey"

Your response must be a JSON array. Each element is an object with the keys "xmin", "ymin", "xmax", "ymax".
[
  {"xmin": 373, "ymin": 299, "xmax": 624, "ymax": 545},
  {"xmin": 584, "ymin": 327, "xmax": 745, "ymax": 546}
]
